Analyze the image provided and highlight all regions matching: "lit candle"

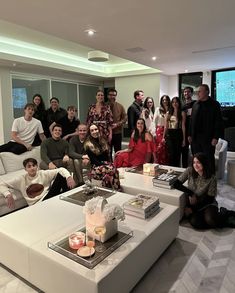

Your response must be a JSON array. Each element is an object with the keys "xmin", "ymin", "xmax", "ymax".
[
  {"xmin": 143, "ymin": 163, "xmax": 151, "ymax": 175},
  {"xmin": 69, "ymin": 232, "xmax": 85, "ymax": 250}
]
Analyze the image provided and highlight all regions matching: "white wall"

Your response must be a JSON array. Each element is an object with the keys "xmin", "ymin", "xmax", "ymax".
[
  {"xmin": 0, "ymin": 68, "xmax": 13, "ymax": 143},
  {"xmin": 115, "ymin": 73, "xmax": 160, "ymax": 110}
]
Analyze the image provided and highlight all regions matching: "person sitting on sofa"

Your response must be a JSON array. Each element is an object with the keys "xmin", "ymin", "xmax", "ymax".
[
  {"xmin": 114, "ymin": 118, "xmax": 156, "ymax": 167},
  {"xmin": 0, "ymin": 158, "xmax": 75, "ymax": 209},
  {"xmin": 69, "ymin": 124, "xmax": 90, "ymax": 183},
  {"xmin": 0, "ymin": 103, "xmax": 46, "ymax": 155},
  {"xmin": 39, "ymin": 124, "xmax": 81, "ymax": 185},
  {"xmin": 84, "ymin": 124, "xmax": 121, "ymax": 190}
]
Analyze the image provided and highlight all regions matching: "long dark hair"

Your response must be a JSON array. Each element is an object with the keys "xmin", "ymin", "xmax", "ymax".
[
  {"xmin": 85, "ymin": 124, "xmax": 109, "ymax": 153},
  {"xmin": 133, "ymin": 118, "xmax": 147, "ymax": 143},
  {"xmin": 169, "ymin": 97, "xmax": 182, "ymax": 123},
  {"xmin": 191, "ymin": 152, "xmax": 212, "ymax": 179},
  {"xmin": 143, "ymin": 97, "xmax": 155, "ymax": 114},
  {"xmin": 159, "ymin": 95, "xmax": 170, "ymax": 115},
  {"xmin": 32, "ymin": 94, "xmax": 46, "ymax": 112}
]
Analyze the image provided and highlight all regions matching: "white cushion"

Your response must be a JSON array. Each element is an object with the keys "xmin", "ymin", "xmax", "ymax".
[
  {"xmin": 0, "ymin": 147, "xmax": 41, "ymax": 173},
  {"xmin": 0, "ymin": 158, "xmax": 5, "ymax": 175}
]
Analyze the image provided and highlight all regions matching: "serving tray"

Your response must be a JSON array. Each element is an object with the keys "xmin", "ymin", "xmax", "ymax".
[{"xmin": 48, "ymin": 228, "xmax": 133, "ymax": 269}]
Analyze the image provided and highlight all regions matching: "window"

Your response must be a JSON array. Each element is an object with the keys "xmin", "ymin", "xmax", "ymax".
[
  {"xmin": 12, "ymin": 76, "xmax": 50, "ymax": 118},
  {"xmin": 211, "ymin": 68, "xmax": 235, "ymax": 107},
  {"xmin": 178, "ymin": 72, "xmax": 203, "ymax": 102}
]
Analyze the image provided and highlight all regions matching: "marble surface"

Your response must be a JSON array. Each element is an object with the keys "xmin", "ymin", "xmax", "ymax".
[{"xmin": 1, "ymin": 179, "xmax": 235, "ymax": 293}]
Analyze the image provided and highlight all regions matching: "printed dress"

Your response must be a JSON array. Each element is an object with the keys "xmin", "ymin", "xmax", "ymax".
[{"xmin": 86, "ymin": 104, "xmax": 113, "ymax": 141}]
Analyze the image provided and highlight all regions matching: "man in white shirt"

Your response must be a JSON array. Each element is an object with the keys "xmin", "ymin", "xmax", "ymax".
[
  {"xmin": 0, "ymin": 158, "xmax": 76, "ymax": 209},
  {"xmin": 0, "ymin": 103, "xmax": 46, "ymax": 154}
]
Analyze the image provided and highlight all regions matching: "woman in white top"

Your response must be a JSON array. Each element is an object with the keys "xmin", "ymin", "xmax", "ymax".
[
  {"xmin": 140, "ymin": 97, "xmax": 156, "ymax": 137},
  {"xmin": 153, "ymin": 95, "xmax": 171, "ymax": 164}
]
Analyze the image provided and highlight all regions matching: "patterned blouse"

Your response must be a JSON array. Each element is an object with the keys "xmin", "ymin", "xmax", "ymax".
[
  {"xmin": 178, "ymin": 167, "xmax": 217, "ymax": 198},
  {"xmin": 86, "ymin": 104, "xmax": 113, "ymax": 140}
]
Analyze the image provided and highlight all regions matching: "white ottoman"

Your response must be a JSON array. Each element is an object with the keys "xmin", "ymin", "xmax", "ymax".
[{"xmin": 227, "ymin": 160, "xmax": 235, "ymax": 187}]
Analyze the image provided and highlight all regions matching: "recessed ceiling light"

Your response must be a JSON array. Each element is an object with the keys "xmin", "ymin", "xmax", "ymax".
[
  {"xmin": 185, "ymin": 69, "xmax": 188, "ymax": 73},
  {"xmin": 12, "ymin": 62, "xmax": 16, "ymax": 67},
  {"xmin": 85, "ymin": 29, "xmax": 96, "ymax": 36},
  {"xmin": 152, "ymin": 56, "xmax": 157, "ymax": 61}
]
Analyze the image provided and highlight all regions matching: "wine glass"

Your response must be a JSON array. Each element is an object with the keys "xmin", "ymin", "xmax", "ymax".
[
  {"xmin": 86, "ymin": 235, "xmax": 95, "ymax": 258},
  {"xmin": 94, "ymin": 226, "xmax": 106, "ymax": 252}
]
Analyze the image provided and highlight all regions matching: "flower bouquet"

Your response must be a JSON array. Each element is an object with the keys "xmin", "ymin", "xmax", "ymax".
[{"xmin": 84, "ymin": 196, "xmax": 125, "ymax": 242}]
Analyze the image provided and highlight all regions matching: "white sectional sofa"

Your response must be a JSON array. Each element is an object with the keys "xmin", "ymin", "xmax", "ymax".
[{"xmin": 0, "ymin": 147, "xmax": 41, "ymax": 216}]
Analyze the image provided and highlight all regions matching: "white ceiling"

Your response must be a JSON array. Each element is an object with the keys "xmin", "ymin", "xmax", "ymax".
[{"xmin": 0, "ymin": 0, "xmax": 235, "ymax": 76}]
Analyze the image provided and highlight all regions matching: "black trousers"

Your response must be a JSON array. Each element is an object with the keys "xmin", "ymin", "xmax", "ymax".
[
  {"xmin": 181, "ymin": 143, "xmax": 190, "ymax": 168},
  {"xmin": 110, "ymin": 133, "xmax": 122, "ymax": 159},
  {"xmin": 0, "ymin": 141, "xmax": 27, "ymax": 154},
  {"xmin": 42, "ymin": 173, "xmax": 69, "ymax": 201},
  {"xmin": 166, "ymin": 129, "xmax": 183, "ymax": 167}
]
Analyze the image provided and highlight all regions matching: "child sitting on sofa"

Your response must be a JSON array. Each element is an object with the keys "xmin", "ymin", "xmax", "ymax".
[{"xmin": 0, "ymin": 158, "xmax": 75, "ymax": 209}]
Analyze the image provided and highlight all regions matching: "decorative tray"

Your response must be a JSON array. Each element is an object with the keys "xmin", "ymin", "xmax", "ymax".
[
  {"xmin": 48, "ymin": 228, "xmax": 133, "ymax": 269},
  {"xmin": 125, "ymin": 166, "xmax": 182, "ymax": 177},
  {"xmin": 59, "ymin": 187, "xmax": 115, "ymax": 206}
]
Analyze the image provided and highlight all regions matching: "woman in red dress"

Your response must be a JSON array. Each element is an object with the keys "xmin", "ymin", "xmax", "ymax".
[{"xmin": 114, "ymin": 118, "xmax": 156, "ymax": 167}]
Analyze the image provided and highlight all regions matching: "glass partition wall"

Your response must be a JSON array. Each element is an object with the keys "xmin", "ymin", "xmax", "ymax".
[{"xmin": 11, "ymin": 74, "xmax": 100, "ymax": 122}]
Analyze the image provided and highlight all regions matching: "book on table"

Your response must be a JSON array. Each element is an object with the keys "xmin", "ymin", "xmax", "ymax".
[
  {"xmin": 123, "ymin": 194, "xmax": 160, "ymax": 215},
  {"xmin": 124, "ymin": 205, "xmax": 160, "ymax": 219},
  {"xmin": 152, "ymin": 182, "xmax": 173, "ymax": 189}
]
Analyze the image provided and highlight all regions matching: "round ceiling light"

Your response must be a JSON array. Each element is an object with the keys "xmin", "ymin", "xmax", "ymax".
[{"xmin": 88, "ymin": 51, "xmax": 109, "ymax": 62}]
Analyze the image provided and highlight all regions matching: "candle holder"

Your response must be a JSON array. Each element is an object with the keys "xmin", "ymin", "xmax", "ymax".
[
  {"xmin": 143, "ymin": 163, "xmax": 151, "ymax": 175},
  {"xmin": 69, "ymin": 232, "xmax": 85, "ymax": 250}
]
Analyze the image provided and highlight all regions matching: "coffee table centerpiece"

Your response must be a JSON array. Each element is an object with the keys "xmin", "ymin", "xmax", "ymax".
[{"xmin": 84, "ymin": 196, "xmax": 125, "ymax": 243}]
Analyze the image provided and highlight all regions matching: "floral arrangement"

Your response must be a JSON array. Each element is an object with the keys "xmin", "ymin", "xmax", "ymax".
[{"xmin": 84, "ymin": 196, "xmax": 125, "ymax": 222}]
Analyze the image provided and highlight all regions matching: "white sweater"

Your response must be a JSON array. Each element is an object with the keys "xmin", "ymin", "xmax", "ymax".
[{"xmin": 0, "ymin": 168, "xmax": 71, "ymax": 205}]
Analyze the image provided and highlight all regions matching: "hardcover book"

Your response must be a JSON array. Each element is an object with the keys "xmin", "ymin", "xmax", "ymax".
[
  {"xmin": 124, "ymin": 205, "xmax": 160, "ymax": 219},
  {"xmin": 123, "ymin": 194, "xmax": 159, "ymax": 215}
]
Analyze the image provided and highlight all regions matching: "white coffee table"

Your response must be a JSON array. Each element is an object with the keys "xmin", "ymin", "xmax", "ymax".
[
  {"xmin": 0, "ymin": 188, "xmax": 179, "ymax": 293},
  {"xmin": 119, "ymin": 166, "xmax": 186, "ymax": 220}
]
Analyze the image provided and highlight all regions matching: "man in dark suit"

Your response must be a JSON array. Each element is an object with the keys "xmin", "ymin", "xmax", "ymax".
[
  {"xmin": 127, "ymin": 90, "xmax": 144, "ymax": 133},
  {"xmin": 189, "ymin": 84, "xmax": 224, "ymax": 173}
]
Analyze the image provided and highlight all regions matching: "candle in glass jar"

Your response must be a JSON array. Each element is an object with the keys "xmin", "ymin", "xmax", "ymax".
[
  {"xmin": 143, "ymin": 163, "xmax": 151, "ymax": 175},
  {"xmin": 69, "ymin": 232, "xmax": 85, "ymax": 250}
]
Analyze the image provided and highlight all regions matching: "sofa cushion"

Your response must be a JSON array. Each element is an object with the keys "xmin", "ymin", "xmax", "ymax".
[
  {"xmin": 0, "ymin": 147, "xmax": 41, "ymax": 173},
  {"xmin": 0, "ymin": 158, "xmax": 5, "ymax": 175},
  {"xmin": 0, "ymin": 188, "xmax": 27, "ymax": 216}
]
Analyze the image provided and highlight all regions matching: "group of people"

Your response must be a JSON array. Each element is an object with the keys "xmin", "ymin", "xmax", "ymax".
[{"xmin": 1, "ymin": 84, "xmax": 233, "ymax": 230}]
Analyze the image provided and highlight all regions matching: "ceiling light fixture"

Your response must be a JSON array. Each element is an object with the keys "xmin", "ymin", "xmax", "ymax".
[
  {"xmin": 152, "ymin": 56, "xmax": 157, "ymax": 61},
  {"xmin": 88, "ymin": 50, "xmax": 109, "ymax": 62},
  {"xmin": 85, "ymin": 29, "xmax": 96, "ymax": 36}
]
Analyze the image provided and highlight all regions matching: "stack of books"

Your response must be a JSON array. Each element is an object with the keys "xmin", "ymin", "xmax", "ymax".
[
  {"xmin": 123, "ymin": 194, "xmax": 160, "ymax": 219},
  {"xmin": 152, "ymin": 172, "xmax": 179, "ymax": 189}
]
